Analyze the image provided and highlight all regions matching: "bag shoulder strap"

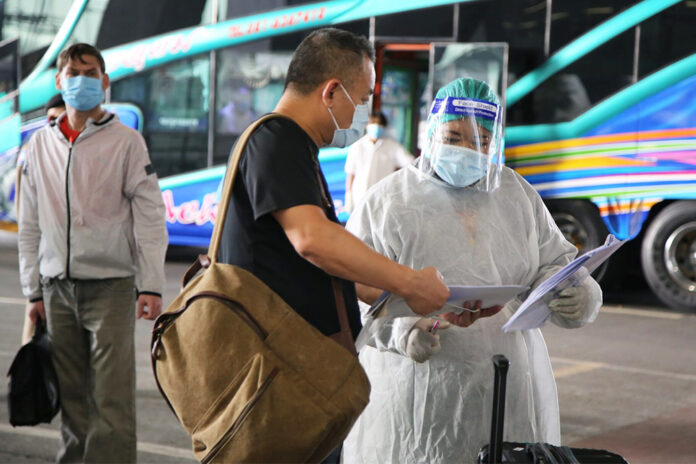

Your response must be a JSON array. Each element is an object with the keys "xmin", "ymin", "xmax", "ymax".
[
  {"xmin": 207, "ymin": 113, "xmax": 283, "ymax": 261},
  {"xmin": 330, "ymin": 278, "xmax": 357, "ymax": 355},
  {"xmin": 206, "ymin": 113, "xmax": 356, "ymax": 354}
]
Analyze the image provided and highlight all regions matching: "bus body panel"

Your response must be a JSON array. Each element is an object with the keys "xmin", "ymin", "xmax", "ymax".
[{"xmin": 506, "ymin": 71, "xmax": 696, "ymax": 240}]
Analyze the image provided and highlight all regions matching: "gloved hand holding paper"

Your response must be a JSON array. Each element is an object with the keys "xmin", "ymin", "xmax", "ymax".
[{"xmin": 502, "ymin": 234, "xmax": 625, "ymax": 332}]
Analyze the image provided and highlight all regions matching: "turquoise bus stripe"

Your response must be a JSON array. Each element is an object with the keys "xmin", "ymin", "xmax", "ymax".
[
  {"xmin": 158, "ymin": 165, "xmax": 226, "ymax": 189},
  {"xmin": 318, "ymin": 146, "xmax": 350, "ymax": 162},
  {"xmin": 19, "ymin": 0, "xmax": 474, "ymax": 113},
  {"xmin": 0, "ymin": 115, "xmax": 20, "ymax": 155},
  {"xmin": 507, "ymin": 0, "xmax": 680, "ymax": 106},
  {"xmin": 506, "ymin": 54, "xmax": 696, "ymax": 146}
]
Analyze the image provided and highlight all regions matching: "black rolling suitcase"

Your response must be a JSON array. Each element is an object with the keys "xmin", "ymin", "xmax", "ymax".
[{"xmin": 477, "ymin": 355, "xmax": 629, "ymax": 464}]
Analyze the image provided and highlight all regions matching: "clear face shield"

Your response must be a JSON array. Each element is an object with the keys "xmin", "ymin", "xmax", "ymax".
[{"xmin": 418, "ymin": 96, "xmax": 504, "ymax": 192}]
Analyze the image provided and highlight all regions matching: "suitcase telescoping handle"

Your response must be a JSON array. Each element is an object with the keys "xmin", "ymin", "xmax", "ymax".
[{"xmin": 489, "ymin": 354, "xmax": 510, "ymax": 464}]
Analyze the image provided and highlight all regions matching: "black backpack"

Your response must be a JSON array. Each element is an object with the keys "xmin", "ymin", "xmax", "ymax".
[{"xmin": 7, "ymin": 318, "xmax": 60, "ymax": 426}]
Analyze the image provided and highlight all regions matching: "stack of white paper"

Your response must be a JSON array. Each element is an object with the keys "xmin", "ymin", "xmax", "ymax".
[{"xmin": 502, "ymin": 234, "xmax": 627, "ymax": 332}]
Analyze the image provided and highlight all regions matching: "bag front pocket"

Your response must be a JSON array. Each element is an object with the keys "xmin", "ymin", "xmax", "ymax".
[{"xmin": 192, "ymin": 351, "xmax": 333, "ymax": 464}]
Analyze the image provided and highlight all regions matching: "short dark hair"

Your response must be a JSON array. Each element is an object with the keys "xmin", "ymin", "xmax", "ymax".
[
  {"xmin": 285, "ymin": 28, "xmax": 375, "ymax": 95},
  {"xmin": 57, "ymin": 43, "xmax": 106, "ymax": 73},
  {"xmin": 44, "ymin": 94, "xmax": 65, "ymax": 113},
  {"xmin": 370, "ymin": 110, "xmax": 387, "ymax": 126}
]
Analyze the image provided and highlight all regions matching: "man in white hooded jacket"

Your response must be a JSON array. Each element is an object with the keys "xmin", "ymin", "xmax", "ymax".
[{"xmin": 17, "ymin": 43, "xmax": 167, "ymax": 463}]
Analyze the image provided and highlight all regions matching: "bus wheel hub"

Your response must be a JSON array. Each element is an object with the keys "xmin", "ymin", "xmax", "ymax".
[{"xmin": 663, "ymin": 222, "xmax": 696, "ymax": 293}]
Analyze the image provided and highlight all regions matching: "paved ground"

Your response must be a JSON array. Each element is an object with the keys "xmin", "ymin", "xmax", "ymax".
[
  {"xmin": 1, "ymin": 230, "xmax": 695, "ymax": 463},
  {"xmin": 546, "ymin": 304, "xmax": 696, "ymax": 463}
]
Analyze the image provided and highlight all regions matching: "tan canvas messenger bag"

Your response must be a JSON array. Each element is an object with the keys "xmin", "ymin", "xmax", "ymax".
[{"xmin": 151, "ymin": 114, "xmax": 370, "ymax": 463}]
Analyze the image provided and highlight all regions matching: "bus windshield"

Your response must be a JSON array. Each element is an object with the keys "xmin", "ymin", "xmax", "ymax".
[{"xmin": 1, "ymin": 0, "xmax": 111, "ymax": 74}]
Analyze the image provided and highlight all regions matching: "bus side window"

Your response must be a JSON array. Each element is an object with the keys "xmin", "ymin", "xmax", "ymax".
[
  {"xmin": 111, "ymin": 56, "xmax": 210, "ymax": 178},
  {"xmin": 532, "ymin": 74, "xmax": 591, "ymax": 124}
]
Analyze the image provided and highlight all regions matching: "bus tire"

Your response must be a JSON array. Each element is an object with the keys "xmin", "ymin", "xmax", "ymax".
[
  {"xmin": 641, "ymin": 201, "xmax": 696, "ymax": 311},
  {"xmin": 545, "ymin": 199, "xmax": 609, "ymax": 282}
]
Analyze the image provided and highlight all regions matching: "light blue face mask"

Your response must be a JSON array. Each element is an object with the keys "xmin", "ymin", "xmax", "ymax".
[
  {"xmin": 430, "ymin": 143, "xmax": 489, "ymax": 187},
  {"xmin": 326, "ymin": 83, "xmax": 369, "ymax": 148},
  {"xmin": 60, "ymin": 75, "xmax": 103, "ymax": 111},
  {"xmin": 366, "ymin": 123, "xmax": 384, "ymax": 140}
]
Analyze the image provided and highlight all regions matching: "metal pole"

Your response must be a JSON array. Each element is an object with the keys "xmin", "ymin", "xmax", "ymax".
[
  {"xmin": 207, "ymin": 0, "xmax": 219, "ymax": 167},
  {"xmin": 632, "ymin": 25, "xmax": 641, "ymax": 84},
  {"xmin": 544, "ymin": 0, "xmax": 552, "ymax": 58}
]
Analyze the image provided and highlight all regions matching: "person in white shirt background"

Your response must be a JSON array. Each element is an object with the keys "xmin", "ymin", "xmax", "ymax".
[{"xmin": 344, "ymin": 111, "xmax": 414, "ymax": 212}]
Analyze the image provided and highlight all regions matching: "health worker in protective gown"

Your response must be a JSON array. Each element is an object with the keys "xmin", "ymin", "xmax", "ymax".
[{"xmin": 342, "ymin": 78, "xmax": 602, "ymax": 463}]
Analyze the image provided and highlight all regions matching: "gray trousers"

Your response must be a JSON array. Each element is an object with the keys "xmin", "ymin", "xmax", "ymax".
[{"xmin": 42, "ymin": 276, "xmax": 137, "ymax": 464}]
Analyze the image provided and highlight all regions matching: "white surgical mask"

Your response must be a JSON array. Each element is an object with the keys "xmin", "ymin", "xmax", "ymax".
[
  {"xmin": 326, "ymin": 83, "xmax": 369, "ymax": 148},
  {"xmin": 430, "ymin": 143, "xmax": 489, "ymax": 187}
]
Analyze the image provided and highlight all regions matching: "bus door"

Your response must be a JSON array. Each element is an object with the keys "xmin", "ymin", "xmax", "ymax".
[
  {"xmin": 0, "ymin": 37, "xmax": 21, "ymax": 227},
  {"xmin": 373, "ymin": 43, "xmax": 431, "ymax": 156}
]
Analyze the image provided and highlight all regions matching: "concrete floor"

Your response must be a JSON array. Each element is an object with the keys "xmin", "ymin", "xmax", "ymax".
[{"xmin": 1, "ymin": 231, "xmax": 695, "ymax": 463}]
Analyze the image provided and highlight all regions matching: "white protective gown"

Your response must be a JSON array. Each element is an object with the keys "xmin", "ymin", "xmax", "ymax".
[{"xmin": 343, "ymin": 164, "xmax": 599, "ymax": 463}]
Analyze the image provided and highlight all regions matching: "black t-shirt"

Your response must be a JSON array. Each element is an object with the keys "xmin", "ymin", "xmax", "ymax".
[{"xmin": 217, "ymin": 115, "xmax": 362, "ymax": 338}]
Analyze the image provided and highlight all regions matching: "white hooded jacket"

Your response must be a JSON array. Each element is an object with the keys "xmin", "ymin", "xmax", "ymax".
[{"xmin": 18, "ymin": 112, "xmax": 167, "ymax": 300}]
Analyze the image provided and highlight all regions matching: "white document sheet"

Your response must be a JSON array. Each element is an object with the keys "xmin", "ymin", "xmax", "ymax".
[
  {"xmin": 365, "ymin": 285, "xmax": 529, "ymax": 318},
  {"xmin": 502, "ymin": 234, "xmax": 627, "ymax": 332},
  {"xmin": 356, "ymin": 285, "xmax": 529, "ymax": 351},
  {"xmin": 444, "ymin": 285, "xmax": 530, "ymax": 314}
]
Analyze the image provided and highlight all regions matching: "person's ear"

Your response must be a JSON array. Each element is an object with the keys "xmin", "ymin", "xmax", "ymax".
[
  {"xmin": 320, "ymin": 79, "xmax": 341, "ymax": 107},
  {"xmin": 102, "ymin": 73, "xmax": 110, "ymax": 91},
  {"xmin": 55, "ymin": 72, "xmax": 62, "ymax": 91}
]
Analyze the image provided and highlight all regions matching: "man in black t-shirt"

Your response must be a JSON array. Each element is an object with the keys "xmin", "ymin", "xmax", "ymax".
[{"xmin": 218, "ymin": 28, "xmax": 449, "ymax": 358}]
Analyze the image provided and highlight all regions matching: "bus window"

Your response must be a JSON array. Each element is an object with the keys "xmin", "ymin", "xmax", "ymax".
[
  {"xmin": 374, "ymin": 5, "xmax": 455, "ymax": 39},
  {"xmin": 638, "ymin": 2, "xmax": 696, "ymax": 79},
  {"xmin": 1, "ymin": 0, "xmax": 111, "ymax": 77},
  {"xmin": 511, "ymin": 28, "xmax": 634, "ymax": 125},
  {"xmin": 111, "ymin": 55, "xmax": 210, "ymax": 178},
  {"xmin": 454, "ymin": 0, "xmax": 545, "ymax": 125},
  {"xmin": 431, "ymin": 43, "xmax": 507, "ymax": 99},
  {"xmin": 549, "ymin": 0, "xmax": 631, "ymax": 53},
  {"xmin": 96, "ymin": 0, "xmax": 207, "ymax": 49},
  {"xmin": 1, "ymin": 0, "xmax": 74, "ymax": 64},
  {"xmin": 214, "ymin": 46, "xmax": 292, "ymax": 165}
]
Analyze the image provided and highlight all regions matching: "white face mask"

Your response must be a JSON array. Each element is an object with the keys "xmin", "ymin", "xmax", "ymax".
[
  {"xmin": 326, "ymin": 83, "xmax": 369, "ymax": 148},
  {"xmin": 430, "ymin": 143, "xmax": 489, "ymax": 188}
]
